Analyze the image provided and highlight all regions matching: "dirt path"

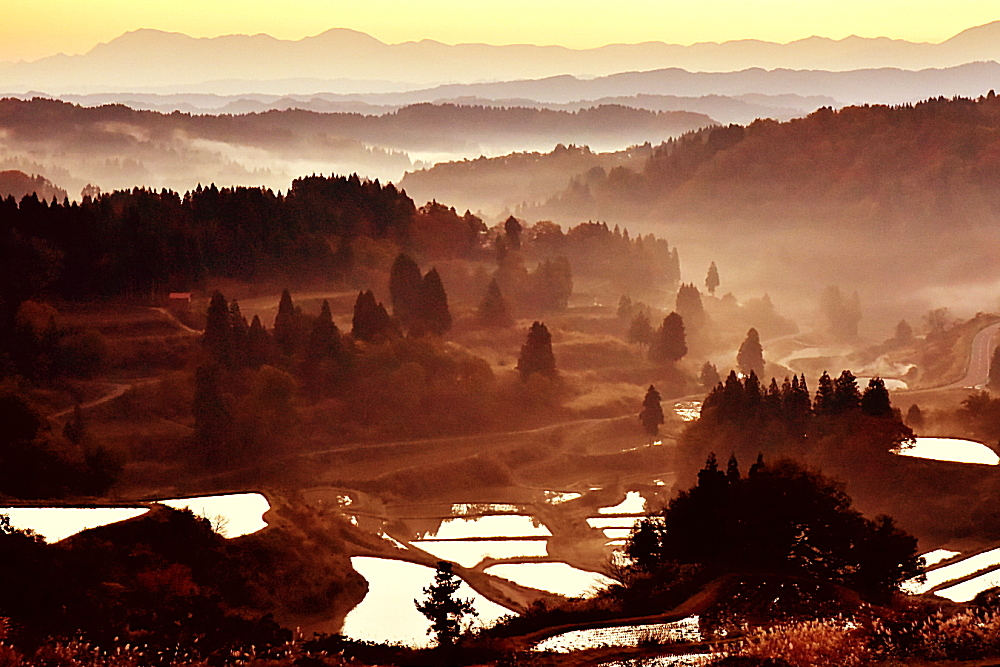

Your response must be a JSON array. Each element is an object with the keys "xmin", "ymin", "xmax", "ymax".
[
  {"xmin": 149, "ymin": 306, "xmax": 202, "ymax": 334},
  {"xmin": 50, "ymin": 377, "xmax": 160, "ymax": 420}
]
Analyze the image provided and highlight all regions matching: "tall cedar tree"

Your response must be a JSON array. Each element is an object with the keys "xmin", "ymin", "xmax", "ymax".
[
  {"xmin": 230, "ymin": 300, "xmax": 249, "ymax": 358},
  {"xmin": 517, "ymin": 321, "xmax": 556, "ymax": 380},
  {"xmin": 705, "ymin": 262, "xmax": 720, "ymax": 296},
  {"xmin": 675, "ymin": 283, "xmax": 706, "ymax": 332},
  {"xmin": 306, "ymin": 299, "xmax": 342, "ymax": 360},
  {"xmin": 504, "ymin": 215, "xmax": 522, "ymax": 250},
  {"xmin": 640, "ymin": 384, "xmax": 665, "ymax": 435},
  {"xmin": 650, "ymin": 312, "xmax": 687, "ymax": 363},
  {"xmin": 860, "ymin": 377, "xmax": 893, "ymax": 417},
  {"xmin": 628, "ymin": 311, "xmax": 653, "ymax": 348},
  {"xmin": 351, "ymin": 290, "xmax": 394, "ymax": 343},
  {"xmin": 389, "ymin": 253, "xmax": 424, "ymax": 331},
  {"xmin": 737, "ymin": 327, "xmax": 764, "ymax": 377},
  {"xmin": 700, "ymin": 361, "xmax": 721, "ymax": 391},
  {"xmin": 478, "ymin": 278, "xmax": 513, "ymax": 327},
  {"xmin": 414, "ymin": 561, "xmax": 477, "ymax": 647},
  {"xmin": 421, "ymin": 268, "xmax": 452, "ymax": 335},
  {"xmin": 202, "ymin": 292, "xmax": 232, "ymax": 365},
  {"xmin": 617, "ymin": 295, "xmax": 633, "ymax": 320},
  {"xmin": 273, "ymin": 289, "xmax": 298, "ymax": 356}
]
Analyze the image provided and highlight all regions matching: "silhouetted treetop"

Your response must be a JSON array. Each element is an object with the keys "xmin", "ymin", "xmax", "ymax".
[{"xmin": 516, "ymin": 321, "xmax": 556, "ymax": 380}]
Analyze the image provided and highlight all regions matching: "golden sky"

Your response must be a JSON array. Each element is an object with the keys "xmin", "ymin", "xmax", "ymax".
[{"xmin": 1, "ymin": 0, "xmax": 997, "ymax": 62}]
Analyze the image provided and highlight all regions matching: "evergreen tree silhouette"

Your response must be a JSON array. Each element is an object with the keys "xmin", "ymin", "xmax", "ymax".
[
  {"xmin": 421, "ymin": 268, "xmax": 452, "ymax": 335},
  {"xmin": 351, "ymin": 290, "xmax": 395, "ymax": 343},
  {"xmin": 628, "ymin": 311, "xmax": 653, "ymax": 348},
  {"xmin": 414, "ymin": 561, "xmax": 476, "ymax": 648},
  {"xmin": 639, "ymin": 384, "xmax": 664, "ymax": 436},
  {"xmin": 705, "ymin": 261, "xmax": 720, "ymax": 296},
  {"xmin": 736, "ymin": 328, "xmax": 764, "ymax": 377},
  {"xmin": 202, "ymin": 291, "xmax": 232, "ymax": 364},
  {"xmin": 504, "ymin": 215, "xmax": 522, "ymax": 250},
  {"xmin": 389, "ymin": 253, "xmax": 424, "ymax": 331},
  {"xmin": 516, "ymin": 321, "xmax": 556, "ymax": 380},
  {"xmin": 650, "ymin": 312, "xmax": 687, "ymax": 363},
  {"xmin": 273, "ymin": 289, "xmax": 297, "ymax": 356},
  {"xmin": 700, "ymin": 361, "xmax": 721, "ymax": 391},
  {"xmin": 306, "ymin": 299, "xmax": 342, "ymax": 360},
  {"xmin": 861, "ymin": 377, "xmax": 894, "ymax": 417},
  {"xmin": 478, "ymin": 278, "xmax": 513, "ymax": 328}
]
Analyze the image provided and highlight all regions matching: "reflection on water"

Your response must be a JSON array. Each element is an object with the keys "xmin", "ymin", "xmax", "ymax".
[
  {"xmin": 673, "ymin": 401, "xmax": 702, "ymax": 421},
  {"xmin": 162, "ymin": 493, "xmax": 270, "ymax": 537},
  {"xmin": 343, "ymin": 557, "xmax": 512, "ymax": 646},
  {"xmin": 1, "ymin": 508, "xmax": 148, "ymax": 542},
  {"xmin": 545, "ymin": 491, "xmax": 583, "ymax": 504},
  {"xmin": 533, "ymin": 616, "xmax": 701, "ymax": 652},
  {"xmin": 598, "ymin": 654, "xmax": 711, "ymax": 667},
  {"xmin": 894, "ymin": 437, "xmax": 999, "ymax": 465},
  {"xmin": 937, "ymin": 568, "xmax": 1000, "ymax": 602},
  {"xmin": 922, "ymin": 549, "xmax": 961, "ymax": 567},
  {"xmin": 415, "ymin": 539, "xmax": 548, "ymax": 567},
  {"xmin": 1, "ymin": 492, "xmax": 270, "ymax": 542},
  {"xmin": 431, "ymin": 515, "xmax": 550, "ymax": 539},
  {"xmin": 486, "ymin": 562, "xmax": 616, "ymax": 597},
  {"xmin": 599, "ymin": 491, "xmax": 646, "ymax": 515},
  {"xmin": 903, "ymin": 547, "xmax": 1000, "ymax": 595},
  {"xmin": 588, "ymin": 517, "xmax": 639, "ymax": 529}
]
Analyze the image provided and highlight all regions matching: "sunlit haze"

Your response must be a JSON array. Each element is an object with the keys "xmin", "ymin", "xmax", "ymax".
[{"xmin": 1, "ymin": 0, "xmax": 997, "ymax": 62}]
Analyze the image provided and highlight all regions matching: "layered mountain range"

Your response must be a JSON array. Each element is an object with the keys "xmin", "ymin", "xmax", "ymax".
[{"xmin": 4, "ymin": 22, "xmax": 1000, "ymax": 95}]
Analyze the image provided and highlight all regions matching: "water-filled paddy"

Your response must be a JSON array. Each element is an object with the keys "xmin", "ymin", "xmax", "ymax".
[
  {"xmin": 903, "ymin": 547, "xmax": 1000, "ymax": 594},
  {"xmin": 414, "ymin": 539, "xmax": 548, "ymax": 567},
  {"xmin": 896, "ymin": 437, "xmax": 999, "ymax": 465},
  {"xmin": 343, "ymin": 557, "xmax": 512, "ymax": 646},
  {"xmin": 430, "ymin": 514, "xmax": 550, "ymax": 539},
  {"xmin": 1, "ymin": 492, "xmax": 270, "ymax": 542},
  {"xmin": 485, "ymin": 562, "xmax": 616, "ymax": 597}
]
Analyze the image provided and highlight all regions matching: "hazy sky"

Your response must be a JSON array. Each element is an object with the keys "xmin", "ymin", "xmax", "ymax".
[{"xmin": 2, "ymin": 0, "xmax": 997, "ymax": 62}]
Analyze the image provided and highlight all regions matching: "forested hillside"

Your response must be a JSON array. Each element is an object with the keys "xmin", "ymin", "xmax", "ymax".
[{"xmin": 534, "ymin": 94, "xmax": 1000, "ymax": 229}]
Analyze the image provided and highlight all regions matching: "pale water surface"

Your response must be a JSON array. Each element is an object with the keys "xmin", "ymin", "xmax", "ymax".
[
  {"xmin": 895, "ymin": 437, "xmax": 999, "ymax": 465},
  {"xmin": 486, "ymin": 562, "xmax": 616, "ymax": 597},
  {"xmin": 343, "ymin": 557, "xmax": 512, "ymax": 647}
]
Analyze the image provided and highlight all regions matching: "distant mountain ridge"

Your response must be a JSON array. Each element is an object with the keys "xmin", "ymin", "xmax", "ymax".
[{"xmin": 4, "ymin": 23, "xmax": 1000, "ymax": 94}]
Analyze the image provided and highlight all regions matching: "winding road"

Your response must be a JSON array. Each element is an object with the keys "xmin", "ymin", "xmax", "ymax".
[{"xmin": 947, "ymin": 321, "xmax": 1000, "ymax": 390}]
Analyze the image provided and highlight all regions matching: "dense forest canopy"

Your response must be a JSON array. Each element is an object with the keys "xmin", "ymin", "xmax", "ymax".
[{"xmin": 535, "ymin": 94, "xmax": 1000, "ymax": 229}]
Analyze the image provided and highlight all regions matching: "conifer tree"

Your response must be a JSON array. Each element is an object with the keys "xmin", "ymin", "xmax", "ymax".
[
  {"xmin": 306, "ymin": 299, "xmax": 342, "ymax": 360},
  {"xmin": 705, "ymin": 262, "xmax": 720, "ymax": 296},
  {"xmin": 814, "ymin": 371, "xmax": 836, "ymax": 415},
  {"xmin": 516, "ymin": 321, "xmax": 556, "ymax": 380},
  {"xmin": 202, "ymin": 291, "xmax": 232, "ymax": 363},
  {"xmin": 650, "ymin": 312, "xmax": 687, "ymax": 363},
  {"xmin": 832, "ymin": 370, "xmax": 862, "ymax": 414},
  {"xmin": 478, "ymin": 278, "xmax": 513, "ymax": 328},
  {"xmin": 421, "ymin": 268, "xmax": 452, "ymax": 335},
  {"xmin": 504, "ymin": 215, "xmax": 522, "ymax": 250},
  {"xmin": 351, "ymin": 290, "xmax": 395, "ymax": 343},
  {"xmin": 639, "ymin": 384, "xmax": 664, "ymax": 436},
  {"xmin": 675, "ymin": 283, "xmax": 706, "ymax": 332},
  {"xmin": 389, "ymin": 253, "xmax": 424, "ymax": 330},
  {"xmin": 700, "ymin": 361, "xmax": 721, "ymax": 391},
  {"xmin": 906, "ymin": 404, "xmax": 924, "ymax": 429},
  {"xmin": 415, "ymin": 561, "xmax": 477, "ymax": 648},
  {"xmin": 230, "ymin": 300, "xmax": 249, "ymax": 360},
  {"xmin": 861, "ymin": 377, "xmax": 893, "ymax": 417},
  {"xmin": 273, "ymin": 289, "xmax": 298, "ymax": 356},
  {"xmin": 617, "ymin": 295, "xmax": 633, "ymax": 320},
  {"xmin": 247, "ymin": 315, "xmax": 272, "ymax": 368},
  {"xmin": 737, "ymin": 328, "xmax": 764, "ymax": 378},
  {"xmin": 628, "ymin": 311, "xmax": 653, "ymax": 348}
]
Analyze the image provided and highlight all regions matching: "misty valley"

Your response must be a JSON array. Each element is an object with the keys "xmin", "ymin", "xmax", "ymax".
[{"xmin": 12, "ymin": 19, "xmax": 1000, "ymax": 667}]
